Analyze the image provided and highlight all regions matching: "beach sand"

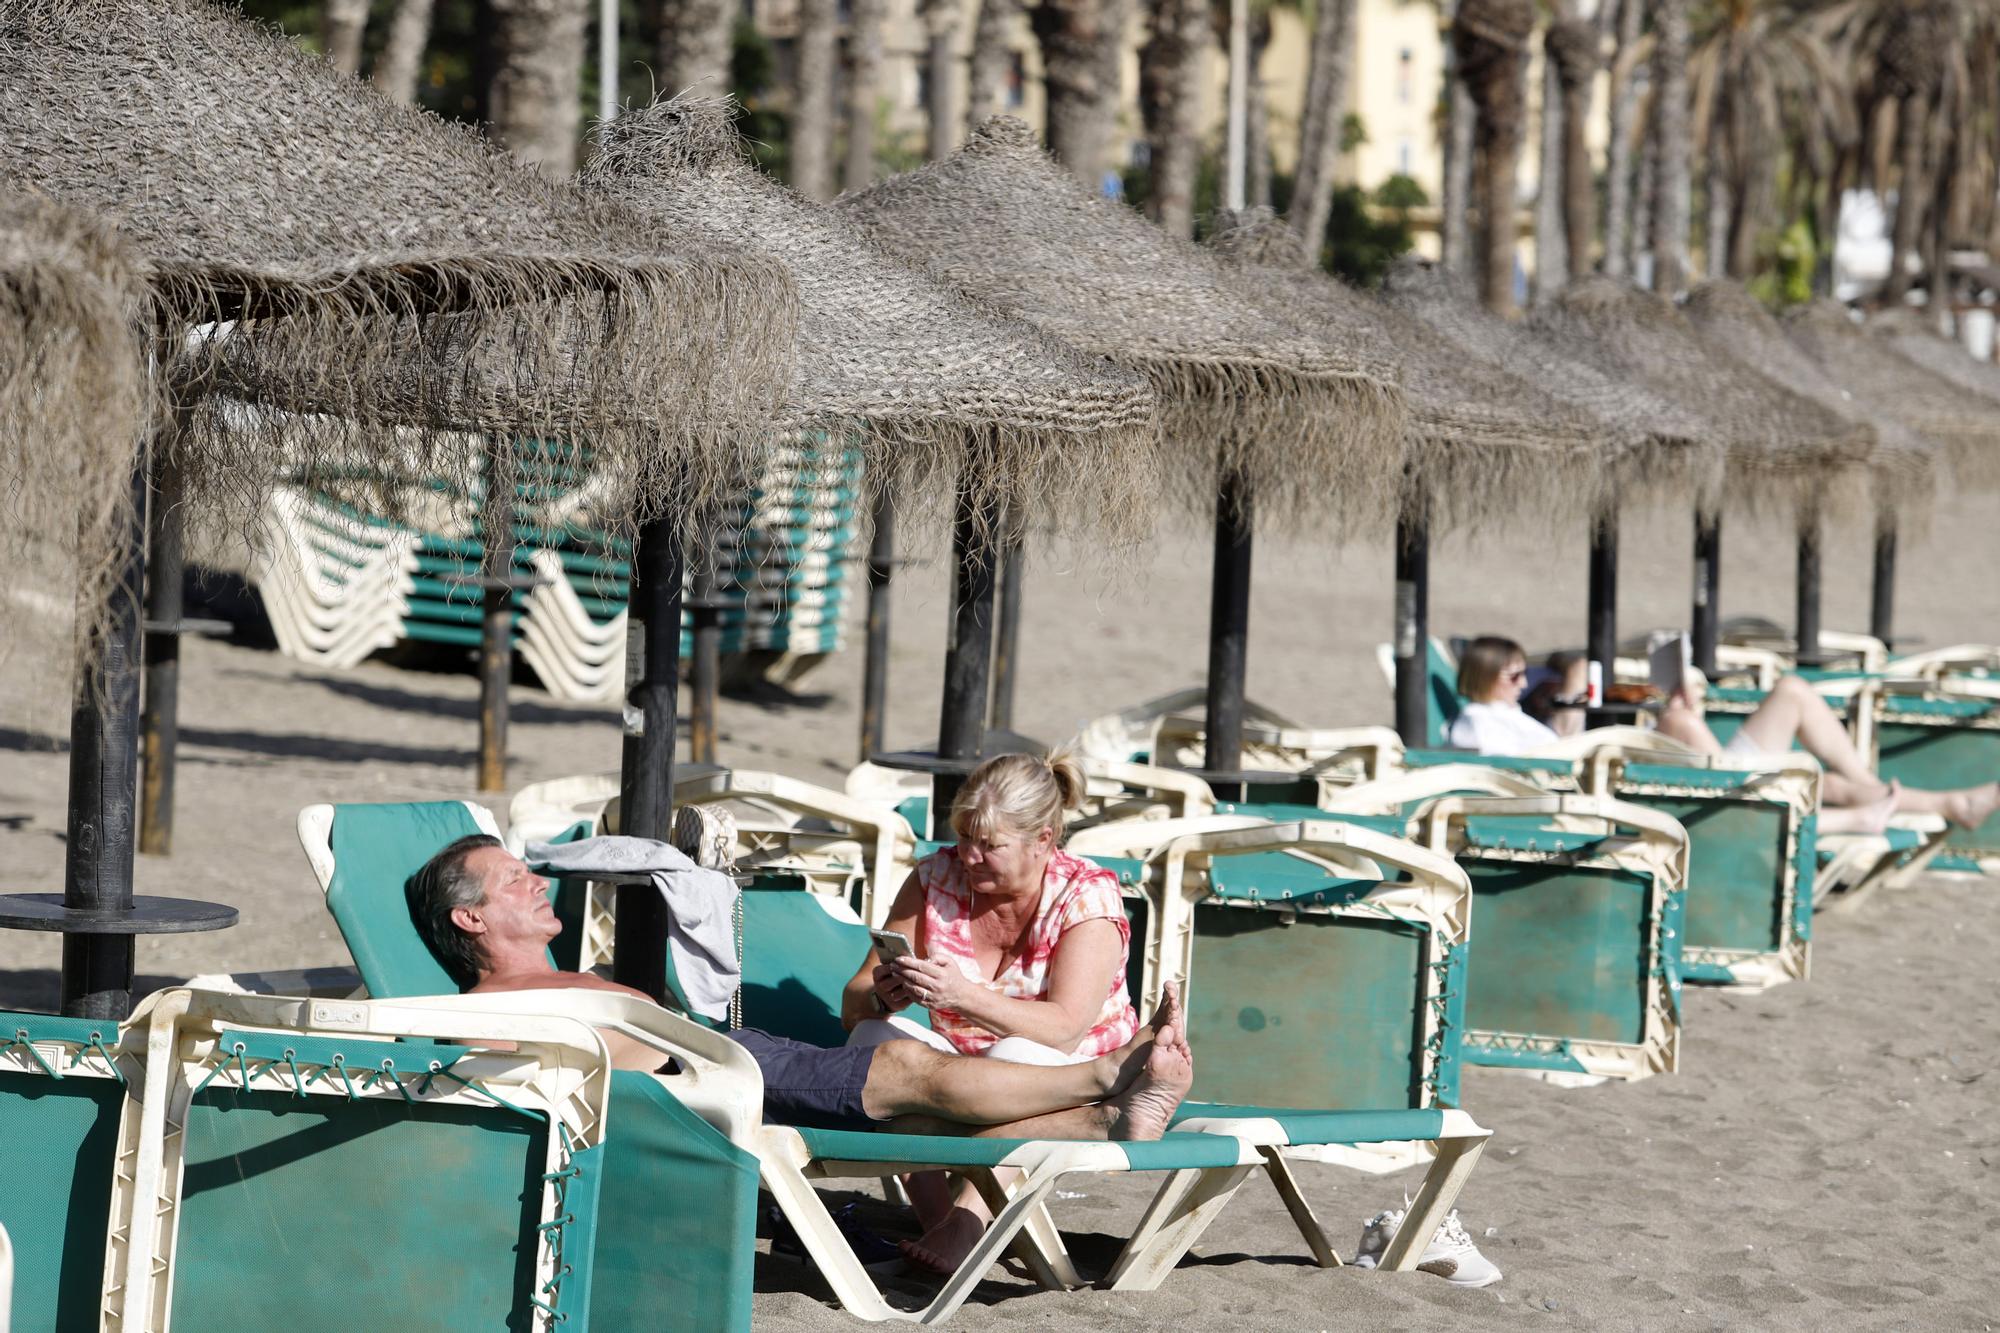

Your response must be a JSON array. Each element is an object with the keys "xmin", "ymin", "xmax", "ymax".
[{"xmin": 1, "ymin": 488, "xmax": 1996, "ymax": 1328}]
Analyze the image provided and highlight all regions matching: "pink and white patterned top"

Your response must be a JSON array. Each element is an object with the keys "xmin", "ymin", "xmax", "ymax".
[{"xmin": 915, "ymin": 845, "xmax": 1139, "ymax": 1059}]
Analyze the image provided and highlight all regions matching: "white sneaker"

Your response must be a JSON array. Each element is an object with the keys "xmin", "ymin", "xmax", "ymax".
[{"xmin": 1349, "ymin": 1205, "xmax": 1502, "ymax": 1288}]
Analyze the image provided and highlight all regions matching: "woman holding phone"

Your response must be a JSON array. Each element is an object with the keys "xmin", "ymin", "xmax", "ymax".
[{"xmin": 839, "ymin": 749, "xmax": 1138, "ymax": 1272}]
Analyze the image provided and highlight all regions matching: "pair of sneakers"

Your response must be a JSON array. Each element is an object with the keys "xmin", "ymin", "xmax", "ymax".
[{"xmin": 1350, "ymin": 1203, "xmax": 1502, "ymax": 1288}]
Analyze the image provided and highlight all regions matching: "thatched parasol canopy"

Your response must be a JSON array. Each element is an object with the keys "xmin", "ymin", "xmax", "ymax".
[
  {"xmin": 1863, "ymin": 308, "xmax": 2000, "ymax": 491},
  {"xmin": 1380, "ymin": 257, "xmax": 1726, "ymax": 517},
  {"xmin": 1685, "ymin": 283, "xmax": 1934, "ymax": 531},
  {"xmin": 1525, "ymin": 277, "xmax": 1873, "ymax": 517},
  {"xmin": 582, "ymin": 94, "xmax": 1157, "ymax": 541},
  {"xmin": 0, "ymin": 0, "xmax": 799, "ymax": 530},
  {"xmin": 1207, "ymin": 212, "xmax": 1607, "ymax": 534},
  {"xmin": 836, "ymin": 118, "xmax": 1405, "ymax": 528},
  {"xmin": 0, "ymin": 196, "xmax": 148, "ymax": 672},
  {"xmin": 1785, "ymin": 299, "xmax": 2000, "ymax": 496}
]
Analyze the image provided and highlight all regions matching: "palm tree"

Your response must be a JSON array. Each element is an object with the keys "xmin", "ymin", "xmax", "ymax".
[
  {"xmin": 372, "ymin": 0, "xmax": 437, "ymax": 103},
  {"xmin": 793, "ymin": 0, "xmax": 839, "ymax": 199},
  {"xmin": 1687, "ymin": 0, "xmax": 1853, "ymax": 280},
  {"xmin": 1535, "ymin": 22, "xmax": 1567, "ymax": 295},
  {"xmin": 650, "ymin": 0, "xmax": 736, "ymax": 97},
  {"xmin": 1546, "ymin": 9, "xmax": 1600, "ymax": 278},
  {"xmin": 1453, "ymin": 0, "xmax": 1534, "ymax": 312},
  {"xmin": 1648, "ymin": 0, "xmax": 1691, "ymax": 294},
  {"xmin": 921, "ymin": 0, "xmax": 964, "ymax": 158},
  {"xmin": 322, "ymin": 0, "xmax": 370, "ymax": 76},
  {"xmin": 488, "ymin": 0, "xmax": 591, "ymax": 176},
  {"xmin": 1289, "ymin": 0, "xmax": 1360, "ymax": 262},
  {"xmin": 1032, "ymin": 0, "xmax": 1124, "ymax": 183},
  {"xmin": 846, "ymin": 0, "xmax": 888, "ymax": 189},
  {"xmin": 1139, "ymin": 0, "xmax": 1208, "ymax": 235},
  {"xmin": 1600, "ymin": 0, "xmax": 1645, "ymax": 276},
  {"xmin": 969, "ymin": 0, "xmax": 1020, "ymax": 125}
]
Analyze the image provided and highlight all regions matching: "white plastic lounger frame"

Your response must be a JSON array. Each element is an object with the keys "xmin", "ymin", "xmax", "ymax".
[
  {"xmin": 103, "ymin": 988, "xmax": 613, "ymax": 1332},
  {"xmin": 1815, "ymin": 816, "xmax": 1950, "ymax": 916},
  {"xmin": 1, "ymin": 1219, "xmax": 11, "ymax": 1333},
  {"xmin": 393, "ymin": 989, "xmax": 1488, "ymax": 1324},
  {"xmin": 1419, "ymin": 793, "xmax": 1690, "ymax": 1083}
]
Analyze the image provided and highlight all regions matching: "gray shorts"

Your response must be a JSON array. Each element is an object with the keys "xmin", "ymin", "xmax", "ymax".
[{"xmin": 725, "ymin": 1028, "xmax": 882, "ymax": 1130}]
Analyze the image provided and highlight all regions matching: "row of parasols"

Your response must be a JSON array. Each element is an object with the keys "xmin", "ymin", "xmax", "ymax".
[{"xmin": 3, "ymin": 0, "xmax": 1998, "ymax": 1019}]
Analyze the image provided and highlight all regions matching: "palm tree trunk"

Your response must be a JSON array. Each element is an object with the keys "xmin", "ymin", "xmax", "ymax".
[
  {"xmin": 1534, "ymin": 43, "xmax": 1566, "ymax": 302},
  {"xmin": 650, "ymin": 0, "xmax": 735, "ymax": 97},
  {"xmin": 1705, "ymin": 157, "xmax": 1730, "ymax": 279},
  {"xmin": 372, "ymin": 0, "xmax": 436, "ymax": 102},
  {"xmin": 1288, "ymin": 0, "xmax": 1358, "ymax": 261},
  {"xmin": 1455, "ymin": 0, "xmax": 1533, "ymax": 314},
  {"xmin": 968, "ymin": 0, "xmax": 1018, "ymax": 125},
  {"xmin": 1630, "ymin": 112, "xmax": 1655, "ymax": 276},
  {"xmin": 1548, "ymin": 16, "xmax": 1597, "ymax": 278},
  {"xmin": 1139, "ymin": 0, "xmax": 1207, "ymax": 235},
  {"xmin": 1032, "ymin": 0, "xmax": 1120, "ymax": 183},
  {"xmin": 1247, "ymin": 14, "xmax": 1273, "ymax": 208},
  {"xmin": 487, "ymin": 0, "xmax": 590, "ymax": 177},
  {"xmin": 793, "ymin": 0, "xmax": 839, "ymax": 199},
  {"xmin": 1648, "ymin": 0, "xmax": 1691, "ymax": 295},
  {"xmin": 922, "ymin": 0, "xmax": 962, "ymax": 158},
  {"xmin": 1884, "ymin": 96, "xmax": 1928, "ymax": 303},
  {"xmin": 845, "ymin": 0, "xmax": 887, "ymax": 190},
  {"xmin": 1441, "ymin": 68, "xmax": 1476, "ymax": 275},
  {"xmin": 1600, "ymin": 0, "xmax": 1642, "ymax": 276},
  {"xmin": 323, "ymin": 0, "xmax": 371, "ymax": 77}
]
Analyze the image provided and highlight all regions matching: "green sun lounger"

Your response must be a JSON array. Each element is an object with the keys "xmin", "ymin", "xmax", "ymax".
[
  {"xmin": 0, "ymin": 1014, "xmax": 132, "ymax": 1332},
  {"xmin": 1873, "ymin": 693, "xmax": 2000, "ymax": 872}
]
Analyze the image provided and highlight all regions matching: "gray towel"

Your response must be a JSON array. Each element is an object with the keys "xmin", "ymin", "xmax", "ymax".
[{"xmin": 525, "ymin": 835, "xmax": 740, "ymax": 1021}]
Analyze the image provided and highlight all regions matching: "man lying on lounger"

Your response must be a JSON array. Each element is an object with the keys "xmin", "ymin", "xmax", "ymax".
[{"xmin": 407, "ymin": 834, "xmax": 1194, "ymax": 1145}]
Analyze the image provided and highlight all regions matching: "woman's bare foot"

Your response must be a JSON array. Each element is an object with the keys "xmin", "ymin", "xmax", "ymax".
[
  {"xmin": 1942, "ymin": 781, "xmax": 2000, "ymax": 830},
  {"xmin": 1093, "ymin": 981, "xmax": 1185, "ymax": 1098},
  {"xmin": 1104, "ymin": 1022, "xmax": 1193, "ymax": 1142},
  {"xmin": 1850, "ymin": 780, "xmax": 1900, "ymax": 835},
  {"xmin": 899, "ymin": 1205, "xmax": 987, "ymax": 1276}
]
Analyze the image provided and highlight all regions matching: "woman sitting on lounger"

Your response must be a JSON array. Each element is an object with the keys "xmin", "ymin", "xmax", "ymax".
[
  {"xmin": 1452, "ymin": 635, "xmax": 2000, "ymax": 834},
  {"xmin": 840, "ymin": 749, "xmax": 1138, "ymax": 1273}
]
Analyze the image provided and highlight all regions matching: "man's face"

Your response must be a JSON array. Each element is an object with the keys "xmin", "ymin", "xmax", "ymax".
[{"xmin": 451, "ymin": 845, "xmax": 561, "ymax": 957}]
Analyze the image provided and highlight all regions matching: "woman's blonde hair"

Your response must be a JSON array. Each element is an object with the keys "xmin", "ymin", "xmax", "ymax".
[
  {"xmin": 951, "ymin": 749, "xmax": 1087, "ymax": 846},
  {"xmin": 1456, "ymin": 635, "xmax": 1527, "ymax": 702}
]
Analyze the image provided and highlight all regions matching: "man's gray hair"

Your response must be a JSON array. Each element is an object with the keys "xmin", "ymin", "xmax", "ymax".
[{"xmin": 406, "ymin": 833, "xmax": 503, "ymax": 989}]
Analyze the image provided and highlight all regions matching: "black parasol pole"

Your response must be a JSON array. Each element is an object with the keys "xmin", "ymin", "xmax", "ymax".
[
  {"xmin": 858, "ymin": 480, "xmax": 896, "ymax": 761},
  {"xmin": 1795, "ymin": 514, "xmax": 1823, "ymax": 665},
  {"xmin": 988, "ymin": 519, "xmax": 1025, "ymax": 733},
  {"xmin": 1204, "ymin": 471, "xmax": 1254, "ymax": 785},
  {"xmin": 1870, "ymin": 519, "xmax": 1897, "ymax": 648},
  {"xmin": 614, "ymin": 510, "xmax": 685, "ymax": 1001},
  {"xmin": 1691, "ymin": 511, "xmax": 1721, "ymax": 679},
  {"xmin": 1393, "ymin": 485, "xmax": 1430, "ymax": 747},
  {"xmin": 687, "ymin": 507, "xmax": 722, "ymax": 766},
  {"xmin": 1586, "ymin": 504, "xmax": 1619, "ymax": 725},
  {"xmin": 936, "ymin": 483, "xmax": 999, "ymax": 823}
]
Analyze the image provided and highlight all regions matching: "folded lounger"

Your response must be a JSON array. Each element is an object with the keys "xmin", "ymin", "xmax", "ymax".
[{"xmin": 297, "ymin": 800, "xmax": 1489, "ymax": 1321}]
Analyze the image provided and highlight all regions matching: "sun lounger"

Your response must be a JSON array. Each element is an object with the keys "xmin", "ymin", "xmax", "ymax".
[
  {"xmin": 0, "ymin": 1012, "xmax": 133, "ymax": 1331},
  {"xmin": 103, "ymin": 988, "xmax": 621, "ymax": 1330},
  {"xmin": 298, "ymin": 801, "xmax": 1490, "ymax": 1317},
  {"xmin": 1872, "ymin": 689, "xmax": 2000, "ymax": 873},
  {"xmin": 1814, "ymin": 815, "xmax": 1950, "ymax": 915}
]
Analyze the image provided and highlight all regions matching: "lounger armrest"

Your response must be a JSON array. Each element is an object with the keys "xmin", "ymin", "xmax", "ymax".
[
  {"xmin": 1417, "ymin": 793, "xmax": 1692, "ymax": 884},
  {"xmin": 1079, "ymin": 760, "xmax": 1219, "ymax": 818},
  {"xmin": 1317, "ymin": 763, "xmax": 1549, "ymax": 814}
]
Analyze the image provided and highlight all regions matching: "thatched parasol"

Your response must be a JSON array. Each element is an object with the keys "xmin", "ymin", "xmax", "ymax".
[
  {"xmin": 1207, "ymin": 213, "xmax": 1606, "ymax": 537},
  {"xmin": 1785, "ymin": 299, "xmax": 2000, "ymax": 496},
  {"xmin": 0, "ymin": 0, "xmax": 800, "ymax": 531},
  {"xmin": 1381, "ymin": 258, "xmax": 1725, "ymax": 513},
  {"xmin": 583, "ymin": 94, "xmax": 1157, "ymax": 544},
  {"xmin": 1527, "ymin": 277, "xmax": 1874, "ymax": 666},
  {"xmin": 1686, "ymin": 283, "xmax": 1935, "ymax": 532},
  {"xmin": 0, "ymin": 196, "xmax": 148, "ymax": 675},
  {"xmin": 837, "ymin": 117, "xmax": 1405, "ymax": 528},
  {"xmin": 1864, "ymin": 308, "xmax": 2000, "ymax": 491},
  {"xmin": 1526, "ymin": 277, "xmax": 1874, "ymax": 517}
]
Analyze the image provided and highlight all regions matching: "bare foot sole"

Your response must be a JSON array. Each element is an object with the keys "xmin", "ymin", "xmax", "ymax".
[
  {"xmin": 1106, "ymin": 1023, "xmax": 1193, "ymax": 1142},
  {"xmin": 1944, "ymin": 782, "xmax": 2000, "ymax": 830},
  {"xmin": 899, "ymin": 1206, "xmax": 986, "ymax": 1276},
  {"xmin": 1102, "ymin": 981, "xmax": 1184, "ymax": 1097}
]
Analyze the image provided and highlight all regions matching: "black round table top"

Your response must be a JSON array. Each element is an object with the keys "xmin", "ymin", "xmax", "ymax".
[{"xmin": 0, "ymin": 894, "xmax": 239, "ymax": 935}]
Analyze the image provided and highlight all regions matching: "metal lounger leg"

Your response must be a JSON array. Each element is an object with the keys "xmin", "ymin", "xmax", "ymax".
[
  {"xmin": 1380, "ymin": 1134, "xmax": 1489, "ymax": 1272},
  {"xmin": 1100, "ymin": 1162, "xmax": 1258, "ymax": 1292}
]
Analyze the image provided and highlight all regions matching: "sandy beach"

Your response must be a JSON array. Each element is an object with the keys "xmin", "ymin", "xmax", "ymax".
[{"xmin": 2, "ymin": 486, "xmax": 1996, "ymax": 1329}]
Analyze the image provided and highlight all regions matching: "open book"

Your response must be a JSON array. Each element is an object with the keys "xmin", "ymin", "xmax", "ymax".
[{"xmin": 1648, "ymin": 631, "xmax": 1691, "ymax": 698}]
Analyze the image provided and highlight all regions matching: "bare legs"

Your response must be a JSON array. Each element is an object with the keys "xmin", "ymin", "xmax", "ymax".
[{"xmin": 1658, "ymin": 674, "xmax": 2000, "ymax": 828}]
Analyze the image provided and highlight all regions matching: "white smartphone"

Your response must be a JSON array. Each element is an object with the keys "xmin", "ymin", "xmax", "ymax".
[{"xmin": 869, "ymin": 928, "xmax": 916, "ymax": 963}]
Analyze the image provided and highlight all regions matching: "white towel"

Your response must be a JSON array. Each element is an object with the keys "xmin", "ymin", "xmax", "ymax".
[{"xmin": 525, "ymin": 835, "xmax": 740, "ymax": 1021}]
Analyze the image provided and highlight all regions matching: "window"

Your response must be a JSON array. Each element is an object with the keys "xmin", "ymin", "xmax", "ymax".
[{"xmin": 1397, "ymin": 48, "xmax": 1413, "ymax": 105}]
